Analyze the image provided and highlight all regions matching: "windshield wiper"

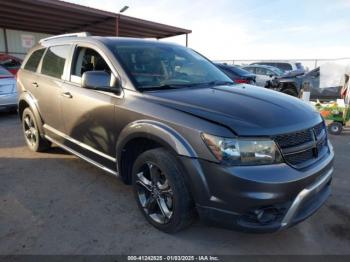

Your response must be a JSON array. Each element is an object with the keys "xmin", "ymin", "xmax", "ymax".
[
  {"xmin": 141, "ymin": 83, "xmax": 205, "ymax": 91},
  {"xmin": 140, "ymin": 80, "xmax": 234, "ymax": 91}
]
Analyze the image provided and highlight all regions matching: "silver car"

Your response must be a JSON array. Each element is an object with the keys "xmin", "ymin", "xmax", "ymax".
[
  {"xmin": 0, "ymin": 65, "xmax": 17, "ymax": 111},
  {"xmin": 242, "ymin": 65, "xmax": 284, "ymax": 87}
]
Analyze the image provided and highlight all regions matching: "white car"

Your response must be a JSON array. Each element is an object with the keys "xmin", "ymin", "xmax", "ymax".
[
  {"xmin": 251, "ymin": 61, "xmax": 305, "ymax": 74},
  {"xmin": 0, "ymin": 66, "xmax": 17, "ymax": 111},
  {"xmin": 242, "ymin": 65, "xmax": 284, "ymax": 87}
]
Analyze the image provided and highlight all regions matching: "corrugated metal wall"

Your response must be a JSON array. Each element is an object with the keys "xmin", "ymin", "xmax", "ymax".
[{"xmin": 0, "ymin": 28, "xmax": 51, "ymax": 59}]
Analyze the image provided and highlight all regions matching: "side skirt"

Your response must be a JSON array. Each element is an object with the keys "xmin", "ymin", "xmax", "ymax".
[{"xmin": 45, "ymin": 135, "xmax": 119, "ymax": 177}]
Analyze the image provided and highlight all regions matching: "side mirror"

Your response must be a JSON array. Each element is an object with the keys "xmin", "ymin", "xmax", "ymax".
[{"xmin": 82, "ymin": 71, "xmax": 121, "ymax": 94}]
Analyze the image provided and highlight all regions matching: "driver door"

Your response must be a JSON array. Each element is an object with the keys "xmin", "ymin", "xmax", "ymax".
[{"xmin": 60, "ymin": 45, "xmax": 121, "ymax": 169}]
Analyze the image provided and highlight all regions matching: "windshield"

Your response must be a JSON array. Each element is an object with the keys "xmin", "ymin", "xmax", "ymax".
[
  {"xmin": 270, "ymin": 67, "xmax": 284, "ymax": 76},
  {"xmin": 109, "ymin": 42, "xmax": 233, "ymax": 90}
]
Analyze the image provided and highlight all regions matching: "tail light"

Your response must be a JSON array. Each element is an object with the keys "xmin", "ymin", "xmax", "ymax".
[{"xmin": 234, "ymin": 79, "xmax": 249, "ymax": 84}]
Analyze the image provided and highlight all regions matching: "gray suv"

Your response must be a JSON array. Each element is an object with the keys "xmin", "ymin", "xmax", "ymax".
[{"xmin": 17, "ymin": 33, "xmax": 334, "ymax": 233}]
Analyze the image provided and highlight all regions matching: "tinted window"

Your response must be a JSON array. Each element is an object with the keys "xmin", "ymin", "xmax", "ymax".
[
  {"xmin": 0, "ymin": 58, "xmax": 21, "ymax": 68},
  {"xmin": 24, "ymin": 49, "xmax": 45, "ymax": 72},
  {"xmin": 276, "ymin": 63, "xmax": 292, "ymax": 71},
  {"xmin": 296, "ymin": 63, "xmax": 304, "ymax": 70},
  {"xmin": 255, "ymin": 67, "xmax": 267, "ymax": 75},
  {"xmin": 72, "ymin": 47, "xmax": 111, "ymax": 77},
  {"xmin": 220, "ymin": 67, "xmax": 238, "ymax": 79},
  {"xmin": 244, "ymin": 67, "xmax": 255, "ymax": 74},
  {"xmin": 41, "ymin": 45, "xmax": 70, "ymax": 79}
]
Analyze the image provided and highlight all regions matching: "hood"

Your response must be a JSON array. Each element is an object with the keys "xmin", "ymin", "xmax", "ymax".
[{"xmin": 144, "ymin": 85, "xmax": 322, "ymax": 136}]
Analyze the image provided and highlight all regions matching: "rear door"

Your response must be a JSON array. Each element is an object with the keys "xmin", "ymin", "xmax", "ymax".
[
  {"xmin": 18, "ymin": 48, "xmax": 46, "ymax": 104},
  {"xmin": 36, "ymin": 45, "xmax": 72, "ymax": 133},
  {"xmin": 255, "ymin": 67, "xmax": 270, "ymax": 86}
]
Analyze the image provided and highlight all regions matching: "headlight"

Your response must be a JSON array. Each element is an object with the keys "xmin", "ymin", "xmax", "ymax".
[{"xmin": 202, "ymin": 133, "xmax": 283, "ymax": 165}]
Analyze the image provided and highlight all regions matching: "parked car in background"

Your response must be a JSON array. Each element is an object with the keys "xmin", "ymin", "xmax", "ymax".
[
  {"xmin": 242, "ymin": 65, "xmax": 283, "ymax": 87},
  {"xmin": 0, "ymin": 54, "xmax": 23, "ymax": 76},
  {"xmin": 301, "ymin": 67, "xmax": 341, "ymax": 101},
  {"xmin": 215, "ymin": 63, "xmax": 256, "ymax": 84},
  {"xmin": 269, "ymin": 67, "xmax": 341, "ymax": 100},
  {"xmin": 0, "ymin": 65, "xmax": 17, "ymax": 111},
  {"xmin": 17, "ymin": 34, "xmax": 334, "ymax": 233},
  {"xmin": 251, "ymin": 61, "xmax": 305, "ymax": 74}
]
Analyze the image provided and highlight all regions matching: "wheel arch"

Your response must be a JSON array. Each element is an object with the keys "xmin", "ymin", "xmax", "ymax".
[
  {"xmin": 116, "ymin": 120, "xmax": 197, "ymax": 184},
  {"xmin": 280, "ymin": 82, "xmax": 299, "ymax": 92},
  {"xmin": 18, "ymin": 92, "xmax": 45, "ymax": 135}
]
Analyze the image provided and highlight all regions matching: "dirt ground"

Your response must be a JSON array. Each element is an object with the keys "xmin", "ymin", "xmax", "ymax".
[{"xmin": 1, "ymin": 111, "xmax": 350, "ymax": 255}]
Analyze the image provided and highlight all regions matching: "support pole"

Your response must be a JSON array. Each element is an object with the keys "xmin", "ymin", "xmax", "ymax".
[
  {"xmin": 115, "ymin": 15, "xmax": 120, "ymax": 36},
  {"xmin": 3, "ymin": 28, "xmax": 9, "ymax": 54},
  {"xmin": 185, "ymin": 34, "xmax": 188, "ymax": 47}
]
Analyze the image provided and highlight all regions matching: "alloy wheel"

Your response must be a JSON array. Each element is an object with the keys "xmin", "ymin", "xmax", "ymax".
[
  {"xmin": 135, "ymin": 162, "xmax": 174, "ymax": 224},
  {"xmin": 23, "ymin": 114, "xmax": 38, "ymax": 148}
]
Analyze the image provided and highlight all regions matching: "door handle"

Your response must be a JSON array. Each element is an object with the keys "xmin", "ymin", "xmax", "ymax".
[
  {"xmin": 32, "ymin": 82, "xmax": 39, "ymax": 88},
  {"xmin": 61, "ymin": 92, "xmax": 73, "ymax": 99}
]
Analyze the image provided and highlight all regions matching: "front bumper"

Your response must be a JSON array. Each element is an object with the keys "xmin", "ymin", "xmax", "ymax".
[
  {"xmin": 179, "ymin": 143, "xmax": 334, "ymax": 233},
  {"xmin": 0, "ymin": 92, "xmax": 17, "ymax": 108}
]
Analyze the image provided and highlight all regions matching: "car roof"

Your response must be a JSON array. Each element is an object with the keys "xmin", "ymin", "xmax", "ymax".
[
  {"xmin": 253, "ymin": 61, "xmax": 293, "ymax": 64},
  {"xmin": 244, "ymin": 64, "xmax": 278, "ymax": 70}
]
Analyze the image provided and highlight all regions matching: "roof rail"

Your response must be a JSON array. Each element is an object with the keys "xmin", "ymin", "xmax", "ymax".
[{"xmin": 39, "ymin": 32, "xmax": 91, "ymax": 43}]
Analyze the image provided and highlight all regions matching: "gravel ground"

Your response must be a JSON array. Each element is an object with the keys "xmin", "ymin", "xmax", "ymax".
[{"xmin": 0, "ymin": 110, "xmax": 350, "ymax": 255}]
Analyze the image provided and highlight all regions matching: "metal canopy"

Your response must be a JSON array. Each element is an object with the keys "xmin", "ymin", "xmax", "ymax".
[{"xmin": 0, "ymin": 0, "xmax": 191, "ymax": 39}]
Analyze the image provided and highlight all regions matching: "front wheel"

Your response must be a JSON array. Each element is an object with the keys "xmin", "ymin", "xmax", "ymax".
[{"xmin": 132, "ymin": 148, "xmax": 195, "ymax": 233}]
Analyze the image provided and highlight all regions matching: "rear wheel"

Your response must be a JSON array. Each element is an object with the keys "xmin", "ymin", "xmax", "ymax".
[
  {"xmin": 132, "ymin": 148, "xmax": 195, "ymax": 233},
  {"xmin": 22, "ymin": 108, "xmax": 51, "ymax": 152},
  {"xmin": 328, "ymin": 122, "xmax": 343, "ymax": 135}
]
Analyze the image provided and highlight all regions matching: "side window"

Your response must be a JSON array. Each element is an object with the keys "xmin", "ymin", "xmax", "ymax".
[
  {"xmin": 220, "ymin": 68, "xmax": 237, "ymax": 79},
  {"xmin": 71, "ymin": 47, "xmax": 111, "ymax": 84},
  {"xmin": 255, "ymin": 67, "xmax": 267, "ymax": 75},
  {"xmin": 41, "ymin": 45, "xmax": 70, "ymax": 79},
  {"xmin": 24, "ymin": 49, "xmax": 45, "ymax": 72},
  {"xmin": 277, "ymin": 63, "xmax": 292, "ymax": 71},
  {"xmin": 266, "ymin": 69, "xmax": 275, "ymax": 76},
  {"xmin": 245, "ymin": 67, "xmax": 255, "ymax": 74}
]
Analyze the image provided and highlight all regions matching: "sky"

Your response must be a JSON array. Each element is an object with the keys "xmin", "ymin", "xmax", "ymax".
[{"xmin": 66, "ymin": 0, "xmax": 350, "ymax": 61}]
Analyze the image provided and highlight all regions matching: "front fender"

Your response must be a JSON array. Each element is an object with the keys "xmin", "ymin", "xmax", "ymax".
[{"xmin": 116, "ymin": 120, "xmax": 197, "ymax": 159}]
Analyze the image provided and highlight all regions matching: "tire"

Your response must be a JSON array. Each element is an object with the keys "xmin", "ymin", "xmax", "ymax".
[
  {"xmin": 328, "ymin": 122, "xmax": 343, "ymax": 135},
  {"xmin": 22, "ymin": 108, "xmax": 51, "ymax": 152},
  {"xmin": 282, "ymin": 88, "xmax": 298, "ymax": 97},
  {"xmin": 132, "ymin": 148, "xmax": 195, "ymax": 233}
]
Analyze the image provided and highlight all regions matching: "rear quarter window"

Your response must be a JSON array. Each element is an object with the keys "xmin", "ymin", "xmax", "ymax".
[
  {"xmin": 41, "ymin": 45, "xmax": 70, "ymax": 79},
  {"xmin": 24, "ymin": 49, "xmax": 45, "ymax": 72}
]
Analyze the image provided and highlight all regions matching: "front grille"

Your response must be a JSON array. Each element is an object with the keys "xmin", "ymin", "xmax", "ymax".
[
  {"xmin": 314, "ymin": 122, "xmax": 324, "ymax": 137},
  {"xmin": 273, "ymin": 122, "xmax": 328, "ymax": 168},
  {"xmin": 284, "ymin": 148, "xmax": 314, "ymax": 166},
  {"xmin": 274, "ymin": 129, "xmax": 312, "ymax": 149}
]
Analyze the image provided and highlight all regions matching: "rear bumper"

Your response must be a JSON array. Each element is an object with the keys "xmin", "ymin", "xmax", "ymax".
[
  {"xmin": 0, "ymin": 92, "xmax": 17, "ymax": 107},
  {"xmin": 179, "ymin": 142, "xmax": 334, "ymax": 233}
]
